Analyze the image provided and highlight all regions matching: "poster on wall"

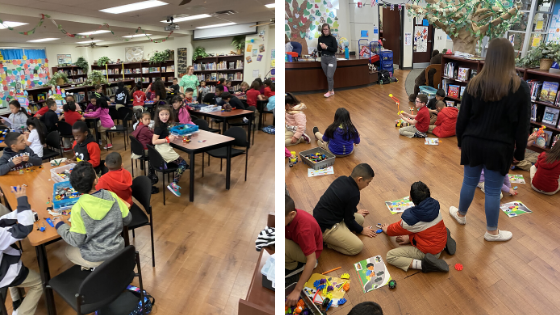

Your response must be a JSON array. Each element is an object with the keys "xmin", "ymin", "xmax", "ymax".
[
  {"xmin": 547, "ymin": 3, "xmax": 560, "ymax": 43},
  {"xmin": 413, "ymin": 26, "xmax": 428, "ymax": 52},
  {"xmin": 177, "ymin": 48, "xmax": 188, "ymax": 75},
  {"xmin": 285, "ymin": 0, "xmax": 340, "ymax": 55},
  {"xmin": 1, "ymin": 58, "xmax": 50, "ymax": 108},
  {"xmin": 257, "ymin": 54, "xmax": 263, "ymax": 62},
  {"xmin": 57, "ymin": 54, "xmax": 72, "ymax": 66},
  {"xmin": 125, "ymin": 46, "xmax": 144, "ymax": 62},
  {"xmin": 405, "ymin": 33, "xmax": 412, "ymax": 46},
  {"xmin": 259, "ymin": 44, "xmax": 265, "ymax": 52},
  {"xmin": 252, "ymin": 49, "xmax": 258, "ymax": 57}
]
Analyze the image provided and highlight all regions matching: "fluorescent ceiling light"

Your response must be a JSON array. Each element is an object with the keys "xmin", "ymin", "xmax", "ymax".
[
  {"xmin": 122, "ymin": 34, "xmax": 152, "ymax": 38},
  {"xmin": 197, "ymin": 22, "xmax": 235, "ymax": 29},
  {"xmin": 77, "ymin": 40, "xmax": 102, "ymax": 44},
  {"xmin": 27, "ymin": 38, "xmax": 60, "ymax": 42},
  {"xmin": 77, "ymin": 30, "xmax": 110, "ymax": 35},
  {"xmin": 100, "ymin": 0, "xmax": 168, "ymax": 14},
  {"xmin": 265, "ymin": 3, "xmax": 275, "ymax": 8},
  {"xmin": 0, "ymin": 21, "xmax": 28, "ymax": 29},
  {"xmin": 161, "ymin": 14, "xmax": 211, "ymax": 23}
]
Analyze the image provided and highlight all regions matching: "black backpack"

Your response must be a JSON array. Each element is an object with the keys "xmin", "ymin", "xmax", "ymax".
[{"xmin": 379, "ymin": 70, "xmax": 392, "ymax": 85}]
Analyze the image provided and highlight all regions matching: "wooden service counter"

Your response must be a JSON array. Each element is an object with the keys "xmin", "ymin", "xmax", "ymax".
[{"xmin": 286, "ymin": 55, "xmax": 370, "ymax": 92}]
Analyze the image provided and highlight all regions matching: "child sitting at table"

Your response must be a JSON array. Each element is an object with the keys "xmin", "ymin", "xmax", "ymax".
[
  {"xmin": 93, "ymin": 84, "xmax": 111, "ymax": 102},
  {"xmin": 83, "ymin": 98, "xmax": 115, "ymax": 150},
  {"xmin": 171, "ymin": 96, "xmax": 194, "ymax": 125},
  {"xmin": 312, "ymin": 107, "xmax": 360, "ymax": 157},
  {"xmin": 132, "ymin": 86, "xmax": 146, "ymax": 115},
  {"xmin": 235, "ymin": 81, "xmax": 249, "ymax": 96},
  {"xmin": 24, "ymin": 117, "xmax": 46, "ymax": 158},
  {"xmin": 40, "ymin": 99, "xmax": 59, "ymax": 133},
  {"xmin": 132, "ymin": 112, "xmax": 153, "ymax": 156},
  {"xmin": 221, "ymin": 92, "xmax": 246, "ymax": 110},
  {"xmin": 3, "ymin": 100, "xmax": 28, "ymax": 131},
  {"xmin": 54, "ymin": 162, "xmax": 132, "ymax": 270},
  {"xmin": 0, "ymin": 185, "xmax": 43, "ymax": 315},
  {"xmin": 96, "ymin": 152, "xmax": 133, "ymax": 204},
  {"xmin": 261, "ymin": 79, "xmax": 275, "ymax": 100},
  {"xmin": 267, "ymin": 84, "xmax": 275, "ymax": 116},
  {"xmin": 199, "ymin": 81, "xmax": 209, "ymax": 101},
  {"xmin": 183, "ymin": 88, "xmax": 197, "ymax": 104},
  {"xmin": 285, "ymin": 93, "xmax": 310, "ymax": 146},
  {"xmin": 246, "ymin": 80, "xmax": 261, "ymax": 108},
  {"xmin": 152, "ymin": 105, "xmax": 189, "ymax": 197},
  {"xmin": 0, "ymin": 132, "xmax": 42, "ymax": 175},
  {"xmin": 60, "ymin": 101, "xmax": 85, "ymax": 150},
  {"xmin": 85, "ymin": 97, "xmax": 98, "ymax": 113},
  {"xmin": 71, "ymin": 121, "xmax": 101, "ymax": 170},
  {"xmin": 217, "ymin": 78, "xmax": 228, "ymax": 92}
]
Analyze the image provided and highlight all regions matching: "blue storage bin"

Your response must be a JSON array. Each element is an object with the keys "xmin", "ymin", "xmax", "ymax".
[
  {"xmin": 170, "ymin": 124, "xmax": 199, "ymax": 135},
  {"xmin": 381, "ymin": 60, "xmax": 394, "ymax": 69},
  {"xmin": 419, "ymin": 86, "xmax": 438, "ymax": 100},
  {"xmin": 52, "ymin": 182, "xmax": 81, "ymax": 210},
  {"xmin": 191, "ymin": 104, "xmax": 208, "ymax": 111},
  {"xmin": 380, "ymin": 51, "xmax": 393, "ymax": 61}
]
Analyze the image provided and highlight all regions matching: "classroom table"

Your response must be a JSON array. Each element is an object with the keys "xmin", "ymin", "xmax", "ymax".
[
  {"xmin": 0, "ymin": 162, "xmax": 130, "ymax": 315},
  {"xmin": 189, "ymin": 109, "xmax": 254, "ymax": 144},
  {"xmin": 170, "ymin": 130, "xmax": 234, "ymax": 202}
]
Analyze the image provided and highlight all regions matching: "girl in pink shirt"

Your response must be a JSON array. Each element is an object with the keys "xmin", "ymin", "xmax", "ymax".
[
  {"xmin": 83, "ymin": 98, "xmax": 115, "ymax": 149},
  {"xmin": 172, "ymin": 96, "xmax": 193, "ymax": 125}
]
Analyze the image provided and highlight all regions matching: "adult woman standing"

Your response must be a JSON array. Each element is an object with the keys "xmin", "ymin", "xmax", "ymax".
[
  {"xmin": 317, "ymin": 24, "xmax": 338, "ymax": 98},
  {"xmin": 449, "ymin": 38, "xmax": 530, "ymax": 241},
  {"xmin": 179, "ymin": 65, "xmax": 200, "ymax": 101}
]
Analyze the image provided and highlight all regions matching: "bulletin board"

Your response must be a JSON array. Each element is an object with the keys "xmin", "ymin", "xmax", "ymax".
[{"xmin": 547, "ymin": 2, "xmax": 560, "ymax": 43}]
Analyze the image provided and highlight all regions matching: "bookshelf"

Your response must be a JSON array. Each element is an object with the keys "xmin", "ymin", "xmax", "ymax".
[
  {"xmin": 192, "ymin": 55, "xmax": 244, "ymax": 87},
  {"xmin": 441, "ymin": 55, "xmax": 560, "ymax": 151},
  {"xmin": 91, "ymin": 60, "xmax": 175, "ymax": 89},
  {"xmin": 51, "ymin": 66, "xmax": 89, "ymax": 85}
]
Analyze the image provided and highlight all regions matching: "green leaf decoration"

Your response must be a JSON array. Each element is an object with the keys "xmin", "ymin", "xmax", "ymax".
[
  {"xmin": 333, "ymin": 21, "xmax": 339, "ymax": 28},
  {"xmin": 304, "ymin": 9, "xmax": 310, "ymax": 16},
  {"xmin": 286, "ymin": 0, "xmax": 291, "ymax": 3},
  {"xmin": 310, "ymin": 24, "xmax": 316, "ymax": 30},
  {"xmin": 289, "ymin": 18, "xmax": 293, "ymax": 22},
  {"xmin": 307, "ymin": 2, "xmax": 312, "ymax": 9},
  {"xmin": 316, "ymin": 10, "xmax": 321, "ymax": 16},
  {"xmin": 286, "ymin": 24, "xmax": 290, "ymax": 31},
  {"xmin": 327, "ymin": 17, "xmax": 332, "ymax": 24},
  {"xmin": 300, "ymin": 31, "xmax": 306, "ymax": 38},
  {"xmin": 299, "ymin": 22, "xmax": 304, "ymax": 26}
]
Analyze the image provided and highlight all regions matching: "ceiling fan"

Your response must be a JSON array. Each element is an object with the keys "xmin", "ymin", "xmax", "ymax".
[
  {"xmin": 250, "ymin": 18, "xmax": 275, "ymax": 28},
  {"xmin": 76, "ymin": 38, "xmax": 109, "ymax": 48}
]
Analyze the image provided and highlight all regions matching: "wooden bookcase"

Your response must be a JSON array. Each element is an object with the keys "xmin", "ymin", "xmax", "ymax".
[
  {"xmin": 51, "ymin": 66, "xmax": 88, "ymax": 85},
  {"xmin": 440, "ymin": 55, "xmax": 560, "ymax": 152},
  {"xmin": 91, "ymin": 60, "xmax": 175, "ymax": 89},
  {"xmin": 192, "ymin": 55, "xmax": 244, "ymax": 91}
]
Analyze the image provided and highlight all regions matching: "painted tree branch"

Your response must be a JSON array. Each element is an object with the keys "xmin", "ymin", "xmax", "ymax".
[{"xmin": 472, "ymin": 6, "xmax": 518, "ymax": 37}]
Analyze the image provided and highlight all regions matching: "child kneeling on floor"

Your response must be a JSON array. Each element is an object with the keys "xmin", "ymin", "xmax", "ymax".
[
  {"xmin": 530, "ymin": 140, "xmax": 560, "ymax": 195},
  {"xmin": 381, "ymin": 181, "xmax": 455, "ymax": 273},
  {"xmin": 477, "ymin": 169, "xmax": 516, "ymax": 199},
  {"xmin": 428, "ymin": 100, "xmax": 458, "ymax": 138},
  {"xmin": 285, "ymin": 93, "xmax": 311, "ymax": 146},
  {"xmin": 398, "ymin": 94, "xmax": 430, "ymax": 138},
  {"xmin": 312, "ymin": 107, "xmax": 360, "ymax": 157},
  {"xmin": 54, "ymin": 162, "xmax": 132, "ymax": 270}
]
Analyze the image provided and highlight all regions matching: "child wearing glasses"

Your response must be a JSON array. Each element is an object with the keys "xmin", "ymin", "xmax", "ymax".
[{"xmin": 399, "ymin": 94, "xmax": 430, "ymax": 138}]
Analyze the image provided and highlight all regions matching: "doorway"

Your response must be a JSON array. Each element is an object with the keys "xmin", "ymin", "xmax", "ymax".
[
  {"xmin": 412, "ymin": 19, "xmax": 434, "ymax": 69},
  {"xmin": 380, "ymin": 6, "xmax": 404, "ymax": 70}
]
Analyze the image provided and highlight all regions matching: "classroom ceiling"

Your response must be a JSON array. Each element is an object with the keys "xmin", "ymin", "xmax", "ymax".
[{"xmin": 0, "ymin": 0, "xmax": 274, "ymax": 44}]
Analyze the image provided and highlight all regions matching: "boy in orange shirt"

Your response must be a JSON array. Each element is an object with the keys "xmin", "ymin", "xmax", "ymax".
[{"xmin": 95, "ymin": 152, "xmax": 132, "ymax": 204}]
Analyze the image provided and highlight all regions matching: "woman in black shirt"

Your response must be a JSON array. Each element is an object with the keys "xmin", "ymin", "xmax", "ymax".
[{"xmin": 317, "ymin": 23, "xmax": 338, "ymax": 98}]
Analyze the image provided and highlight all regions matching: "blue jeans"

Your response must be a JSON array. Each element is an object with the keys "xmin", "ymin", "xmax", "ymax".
[{"xmin": 459, "ymin": 165, "xmax": 502, "ymax": 231}]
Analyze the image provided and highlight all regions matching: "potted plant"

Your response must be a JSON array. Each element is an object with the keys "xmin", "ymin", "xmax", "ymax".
[
  {"xmin": 97, "ymin": 56, "xmax": 111, "ymax": 67},
  {"xmin": 80, "ymin": 70, "xmax": 107, "ymax": 87},
  {"xmin": 75, "ymin": 57, "xmax": 89, "ymax": 74},
  {"xmin": 231, "ymin": 36, "xmax": 245, "ymax": 55},
  {"xmin": 48, "ymin": 72, "xmax": 69, "ymax": 86},
  {"xmin": 516, "ymin": 41, "xmax": 560, "ymax": 70},
  {"xmin": 192, "ymin": 46, "xmax": 208, "ymax": 61},
  {"xmin": 149, "ymin": 49, "xmax": 173, "ymax": 64}
]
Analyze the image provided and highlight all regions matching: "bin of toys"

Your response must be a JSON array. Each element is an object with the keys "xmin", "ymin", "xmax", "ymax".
[
  {"xmin": 52, "ymin": 182, "xmax": 82, "ymax": 210},
  {"xmin": 299, "ymin": 147, "xmax": 336, "ymax": 170},
  {"xmin": 419, "ymin": 86, "xmax": 438, "ymax": 100},
  {"xmin": 170, "ymin": 124, "xmax": 199, "ymax": 136},
  {"xmin": 285, "ymin": 283, "xmax": 322, "ymax": 315},
  {"xmin": 50, "ymin": 163, "xmax": 76, "ymax": 183},
  {"xmin": 190, "ymin": 104, "xmax": 208, "ymax": 111}
]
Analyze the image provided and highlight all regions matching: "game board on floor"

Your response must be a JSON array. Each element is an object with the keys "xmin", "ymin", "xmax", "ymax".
[
  {"xmin": 508, "ymin": 174, "xmax": 526, "ymax": 184},
  {"xmin": 308, "ymin": 166, "xmax": 334, "ymax": 177},
  {"xmin": 424, "ymin": 138, "xmax": 439, "ymax": 145},
  {"xmin": 354, "ymin": 255, "xmax": 392, "ymax": 293},
  {"xmin": 500, "ymin": 201, "xmax": 532, "ymax": 218},
  {"xmin": 303, "ymin": 273, "xmax": 349, "ymax": 307},
  {"xmin": 385, "ymin": 196, "xmax": 414, "ymax": 214}
]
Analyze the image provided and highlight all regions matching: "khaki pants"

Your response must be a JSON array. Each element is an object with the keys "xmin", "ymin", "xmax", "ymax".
[
  {"xmin": 428, "ymin": 125, "xmax": 436, "ymax": 134},
  {"xmin": 322, "ymin": 213, "xmax": 365, "ymax": 256},
  {"xmin": 285, "ymin": 127, "xmax": 302, "ymax": 147},
  {"xmin": 285, "ymin": 239, "xmax": 307, "ymax": 270},
  {"xmin": 90, "ymin": 121, "xmax": 108, "ymax": 143},
  {"xmin": 530, "ymin": 165, "xmax": 560, "ymax": 195},
  {"xmin": 517, "ymin": 149, "xmax": 539, "ymax": 171},
  {"xmin": 399, "ymin": 125, "xmax": 424, "ymax": 138},
  {"xmin": 386, "ymin": 236, "xmax": 441, "ymax": 271},
  {"xmin": 65, "ymin": 245, "xmax": 103, "ymax": 269},
  {"xmin": 115, "ymin": 104, "xmax": 125, "ymax": 111},
  {"xmin": 315, "ymin": 132, "xmax": 353, "ymax": 157},
  {"xmin": 430, "ymin": 113, "xmax": 438, "ymax": 125}
]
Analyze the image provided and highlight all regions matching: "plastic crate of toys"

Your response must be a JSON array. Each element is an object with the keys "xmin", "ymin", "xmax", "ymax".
[
  {"xmin": 285, "ymin": 283, "xmax": 322, "ymax": 315},
  {"xmin": 299, "ymin": 147, "xmax": 336, "ymax": 170},
  {"xmin": 170, "ymin": 124, "xmax": 199, "ymax": 136},
  {"xmin": 52, "ymin": 182, "xmax": 82, "ymax": 210},
  {"xmin": 50, "ymin": 163, "xmax": 76, "ymax": 183}
]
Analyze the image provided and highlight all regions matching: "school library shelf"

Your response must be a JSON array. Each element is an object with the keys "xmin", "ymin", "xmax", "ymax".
[{"xmin": 192, "ymin": 55, "xmax": 245, "ymax": 90}]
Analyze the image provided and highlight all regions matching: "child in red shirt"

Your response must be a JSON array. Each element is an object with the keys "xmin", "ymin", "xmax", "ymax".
[
  {"xmin": 399, "ymin": 94, "xmax": 430, "ymax": 138},
  {"xmin": 530, "ymin": 142, "xmax": 560, "ymax": 195},
  {"xmin": 285, "ymin": 195, "xmax": 323, "ymax": 307},
  {"xmin": 71, "ymin": 121, "xmax": 101, "ymax": 169},
  {"xmin": 261, "ymin": 79, "xmax": 275, "ymax": 100},
  {"xmin": 131, "ymin": 112, "xmax": 153, "ymax": 153},
  {"xmin": 133, "ymin": 87, "xmax": 146, "ymax": 110},
  {"xmin": 96, "ymin": 152, "xmax": 133, "ymax": 204},
  {"xmin": 429, "ymin": 100, "xmax": 459, "ymax": 138},
  {"xmin": 246, "ymin": 80, "xmax": 261, "ymax": 107},
  {"xmin": 60, "ymin": 101, "xmax": 84, "ymax": 126}
]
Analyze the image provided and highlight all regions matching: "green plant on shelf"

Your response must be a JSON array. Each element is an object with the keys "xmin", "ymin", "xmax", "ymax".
[
  {"xmin": 48, "ymin": 72, "xmax": 69, "ymax": 86},
  {"xmin": 516, "ymin": 41, "xmax": 560, "ymax": 68},
  {"xmin": 97, "ymin": 56, "xmax": 111, "ymax": 67},
  {"xmin": 149, "ymin": 49, "xmax": 173, "ymax": 64},
  {"xmin": 75, "ymin": 57, "xmax": 89, "ymax": 74},
  {"xmin": 231, "ymin": 36, "xmax": 245, "ymax": 55},
  {"xmin": 193, "ymin": 46, "xmax": 209, "ymax": 61},
  {"xmin": 79, "ymin": 70, "xmax": 108, "ymax": 87}
]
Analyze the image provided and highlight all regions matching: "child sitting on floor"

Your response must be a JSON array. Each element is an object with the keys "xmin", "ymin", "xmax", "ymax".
[
  {"xmin": 530, "ymin": 141, "xmax": 560, "ymax": 195},
  {"xmin": 348, "ymin": 302, "xmax": 384, "ymax": 315},
  {"xmin": 428, "ymin": 100, "xmax": 458, "ymax": 138},
  {"xmin": 399, "ymin": 94, "xmax": 430, "ymax": 138},
  {"xmin": 426, "ymin": 89, "xmax": 445, "ymax": 124},
  {"xmin": 381, "ymin": 181, "xmax": 455, "ymax": 273},
  {"xmin": 24, "ymin": 117, "xmax": 46, "ymax": 158},
  {"xmin": 96, "ymin": 152, "xmax": 133, "ymax": 204},
  {"xmin": 312, "ymin": 107, "xmax": 360, "ymax": 157},
  {"xmin": 71, "ymin": 121, "xmax": 101, "ymax": 171},
  {"xmin": 0, "ymin": 133, "xmax": 42, "ymax": 176},
  {"xmin": 477, "ymin": 169, "xmax": 516, "ymax": 199},
  {"xmin": 53, "ymin": 161, "xmax": 132, "ymax": 270},
  {"xmin": 513, "ymin": 134, "xmax": 545, "ymax": 171},
  {"xmin": 285, "ymin": 93, "xmax": 310, "ymax": 146}
]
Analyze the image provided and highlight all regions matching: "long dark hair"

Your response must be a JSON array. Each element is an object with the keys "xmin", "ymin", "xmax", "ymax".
[
  {"xmin": 9, "ymin": 100, "xmax": 29, "ymax": 117},
  {"xmin": 26, "ymin": 117, "xmax": 46, "ymax": 145},
  {"xmin": 466, "ymin": 38, "xmax": 521, "ymax": 102},
  {"xmin": 63, "ymin": 101, "xmax": 77, "ymax": 112},
  {"xmin": 96, "ymin": 97, "xmax": 109, "ymax": 109},
  {"xmin": 171, "ymin": 96, "xmax": 184, "ymax": 121},
  {"xmin": 285, "ymin": 92, "xmax": 300, "ymax": 106},
  {"xmin": 325, "ymin": 108, "xmax": 359, "ymax": 141},
  {"xmin": 154, "ymin": 104, "xmax": 174, "ymax": 127},
  {"xmin": 320, "ymin": 23, "xmax": 331, "ymax": 37},
  {"xmin": 545, "ymin": 139, "xmax": 560, "ymax": 164},
  {"xmin": 153, "ymin": 80, "xmax": 167, "ymax": 100}
]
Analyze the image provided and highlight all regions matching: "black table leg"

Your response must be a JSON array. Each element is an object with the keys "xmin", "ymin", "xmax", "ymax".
[
  {"xmin": 189, "ymin": 151, "xmax": 195, "ymax": 202},
  {"xmin": 222, "ymin": 117, "xmax": 227, "ymax": 135},
  {"xmin": 247, "ymin": 114, "xmax": 252, "ymax": 149},
  {"xmin": 226, "ymin": 144, "xmax": 231, "ymax": 190},
  {"xmin": 35, "ymin": 245, "xmax": 56, "ymax": 315}
]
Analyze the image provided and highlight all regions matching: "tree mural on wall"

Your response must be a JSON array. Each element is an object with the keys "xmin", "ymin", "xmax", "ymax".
[
  {"xmin": 407, "ymin": 0, "xmax": 521, "ymax": 54},
  {"xmin": 285, "ymin": 0, "xmax": 339, "ymax": 54}
]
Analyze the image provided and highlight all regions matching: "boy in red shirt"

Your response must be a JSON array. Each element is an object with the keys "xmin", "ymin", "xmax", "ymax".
[
  {"xmin": 285, "ymin": 195, "xmax": 323, "ymax": 307},
  {"xmin": 428, "ymin": 100, "xmax": 459, "ymax": 138},
  {"xmin": 261, "ymin": 79, "xmax": 275, "ymax": 100},
  {"xmin": 399, "ymin": 94, "xmax": 430, "ymax": 138},
  {"xmin": 246, "ymin": 80, "xmax": 261, "ymax": 107},
  {"xmin": 132, "ymin": 87, "xmax": 146, "ymax": 114},
  {"xmin": 96, "ymin": 152, "xmax": 133, "ymax": 204},
  {"xmin": 381, "ymin": 181, "xmax": 455, "ymax": 273},
  {"xmin": 71, "ymin": 121, "xmax": 101, "ymax": 169},
  {"xmin": 530, "ymin": 142, "xmax": 560, "ymax": 195}
]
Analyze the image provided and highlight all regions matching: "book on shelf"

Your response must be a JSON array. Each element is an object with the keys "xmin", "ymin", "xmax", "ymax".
[
  {"xmin": 448, "ymin": 85, "xmax": 460, "ymax": 98},
  {"xmin": 217, "ymin": 61, "xmax": 228, "ymax": 70},
  {"xmin": 552, "ymin": 134, "xmax": 560, "ymax": 147},
  {"xmin": 460, "ymin": 86, "xmax": 466, "ymax": 99},
  {"xmin": 457, "ymin": 67, "xmax": 470, "ymax": 81},
  {"xmin": 142, "ymin": 68, "xmax": 149, "ymax": 74},
  {"xmin": 236, "ymin": 60, "xmax": 243, "ymax": 69},
  {"xmin": 75, "ymin": 92, "xmax": 86, "ymax": 103},
  {"xmin": 470, "ymin": 69, "xmax": 477, "ymax": 78},
  {"xmin": 531, "ymin": 104, "xmax": 537, "ymax": 121},
  {"xmin": 542, "ymin": 107, "xmax": 560, "ymax": 125},
  {"xmin": 445, "ymin": 100, "xmax": 455, "ymax": 107},
  {"xmin": 444, "ymin": 62, "xmax": 457, "ymax": 78},
  {"xmin": 167, "ymin": 77, "xmax": 174, "ymax": 82},
  {"xmin": 168, "ymin": 65, "xmax": 174, "ymax": 72},
  {"xmin": 528, "ymin": 80, "xmax": 543, "ymax": 101},
  {"xmin": 540, "ymin": 81, "xmax": 559, "ymax": 104},
  {"xmin": 161, "ymin": 66, "xmax": 166, "ymax": 73},
  {"xmin": 229, "ymin": 62, "xmax": 235, "ymax": 69}
]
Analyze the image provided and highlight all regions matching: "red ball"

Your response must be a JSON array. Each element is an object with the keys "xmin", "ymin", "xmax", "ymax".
[{"xmin": 454, "ymin": 263, "xmax": 463, "ymax": 271}]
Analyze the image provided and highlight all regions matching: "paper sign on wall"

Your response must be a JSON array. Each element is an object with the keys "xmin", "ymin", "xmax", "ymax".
[
  {"xmin": 252, "ymin": 49, "xmax": 258, "ymax": 57},
  {"xmin": 252, "ymin": 70, "xmax": 259, "ymax": 78},
  {"xmin": 405, "ymin": 33, "xmax": 412, "ymax": 46},
  {"xmin": 361, "ymin": 30, "xmax": 368, "ymax": 37},
  {"xmin": 536, "ymin": 20, "xmax": 544, "ymax": 31},
  {"xmin": 247, "ymin": 44, "xmax": 253, "ymax": 52}
]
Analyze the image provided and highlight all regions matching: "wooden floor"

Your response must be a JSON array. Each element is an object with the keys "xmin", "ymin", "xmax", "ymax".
[
  {"xmin": 286, "ymin": 70, "xmax": 560, "ymax": 315},
  {"xmin": 8, "ymin": 120, "xmax": 275, "ymax": 315}
]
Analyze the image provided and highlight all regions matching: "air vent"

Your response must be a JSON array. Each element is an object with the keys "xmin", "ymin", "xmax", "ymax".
[{"xmin": 215, "ymin": 10, "xmax": 237, "ymax": 15}]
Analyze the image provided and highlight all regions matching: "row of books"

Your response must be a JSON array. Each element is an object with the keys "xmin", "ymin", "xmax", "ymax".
[
  {"xmin": 532, "ymin": 104, "xmax": 560, "ymax": 127},
  {"xmin": 194, "ymin": 61, "xmax": 243, "ymax": 71},
  {"xmin": 195, "ymin": 72, "xmax": 243, "ymax": 82},
  {"xmin": 443, "ymin": 63, "xmax": 477, "ymax": 82},
  {"xmin": 194, "ymin": 62, "xmax": 216, "ymax": 71},
  {"xmin": 140, "ymin": 66, "xmax": 174, "ymax": 73},
  {"xmin": 133, "ymin": 77, "xmax": 175, "ymax": 84},
  {"xmin": 69, "ymin": 77, "xmax": 85, "ymax": 84},
  {"xmin": 124, "ymin": 69, "xmax": 142, "ymax": 74},
  {"xmin": 528, "ymin": 80, "xmax": 560, "ymax": 105},
  {"xmin": 441, "ymin": 79, "xmax": 466, "ymax": 100},
  {"xmin": 56, "ymin": 69, "xmax": 86, "ymax": 76}
]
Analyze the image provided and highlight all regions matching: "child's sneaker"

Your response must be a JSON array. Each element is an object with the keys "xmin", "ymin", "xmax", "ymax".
[
  {"xmin": 63, "ymin": 148, "xmax": 73, "ymax": 153},
  {"xmin": 167, "ymin": 182, "xmax": 181, "ymax": 197},
  {"xmin": 103, "ymin": 144, "xmax": 113, "ymax": 150},
  {"xmin": 444, "ymin": 228, "xmax": 456, "ymax": 255},
  {"xmin": 301, "ymin": 133, "xmax": 311, "ymax": 144},
  {"xmin": 449, "ymin": 206, "xmax": 466, "ymax": 225},
  {"xmin": 484, "ymin": 230, "xmax": 512, "ymax": 242},
  {"xmin": 421, "ymin": 253, "xmax": 449, "ymax": 273},
  {"xmin": 312, "ymin": 126, "xmax": 319, "ymax": 140},
  {"xmin": 243, "ymin": 117, "xmax": 249, "ymax": 123}
]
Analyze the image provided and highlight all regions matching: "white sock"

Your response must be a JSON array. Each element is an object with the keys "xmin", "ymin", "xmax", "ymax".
[{"xmin": 411, "ymin": 259, "xmax": 422, "ymax": 270}]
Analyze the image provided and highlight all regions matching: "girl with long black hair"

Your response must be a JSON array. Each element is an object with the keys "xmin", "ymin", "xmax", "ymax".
[{"xmin": 312, "ymin": 108, "xmax": 360, "ymax": 157}]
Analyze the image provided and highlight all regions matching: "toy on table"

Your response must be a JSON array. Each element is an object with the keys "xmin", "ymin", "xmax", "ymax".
[
  {"xmin": 182, "ymin": 135, "xmax": 191, "ymax": 143},
  {"xmin": 54, "ymin": 186, "xmax": 81, "ymax": 202},
  {"xmin": 45, "ymin": 218, "xmax": 54, "ymax": 227},
  {"xmin": 289, "ymin": 151, "xmax": 299, "ymax": 167},
  {"xmin": 57, "ymin": 169, "xmax": 73, "ymax": 180},
  {"xmin": 35, "ymin": 220, "xmax": 46, "ymax": 232},
  {"xmin": 305, "ymin": 152, "xmax": 327, "ymax": 163}
]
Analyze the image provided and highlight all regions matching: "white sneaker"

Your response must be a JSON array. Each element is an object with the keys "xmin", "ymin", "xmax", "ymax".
[
  {"xmin": 301, "ymin": 133, "xmax": 311, "ymax": 144},
  {"xmin": 449, "ymin": 206, "xmax": 466, "ymax": 225},
  {"xmin": 484, "ymin": 230, "xmax": 512, "ymax": 242}
]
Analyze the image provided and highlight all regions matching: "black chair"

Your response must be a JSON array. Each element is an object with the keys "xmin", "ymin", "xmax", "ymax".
[
  {"xmin": 58, "ymin": 121, "xmax": 74, "ymax": 149},
  {"xmin": 106, "ymin": 113, "xmax": 130, "ymax": 151},
  {"xmin": 194, "ymin": 119, "xmax": 220, "ymax": 134},
  {"xmin": 129, "ymin": 176, "xmax": 155, "ymax": 267},
  {"xmin": 207, "ymin": 127, "xmax": 249, "ymax": 181},
  {"xmin": 95, "ymin": 159, "xmax": 109, "ymax": 176},
  {"xmin": 129, "ymin": 136, "xmax": 148, "ymax": 177},
  {"xmin": 227, "ymin": 106, "xmax": 256, "ymax": 146},
  {"xmin": 47, "ymin": 246, "xmax": 144, "ymax": 315},
  {"xmin": 147, "ymin": 145, "xmax": 178, "ymax": 205},
  {"xmin": 42, "ymin": 131, "xmax": 62, "ymax": 161},
  {"xmin": 117, "ymin": 107, "xmax": 133, "ymax": 129}
]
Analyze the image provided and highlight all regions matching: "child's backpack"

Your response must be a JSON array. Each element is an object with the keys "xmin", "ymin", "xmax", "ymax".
[
  {"xmin": 94, "ymin": 285, "xmax": 155, "ymax": 315},
  {"xmin": 379, "ymin": 70, "xmax": 392, "ymax": 85}
]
